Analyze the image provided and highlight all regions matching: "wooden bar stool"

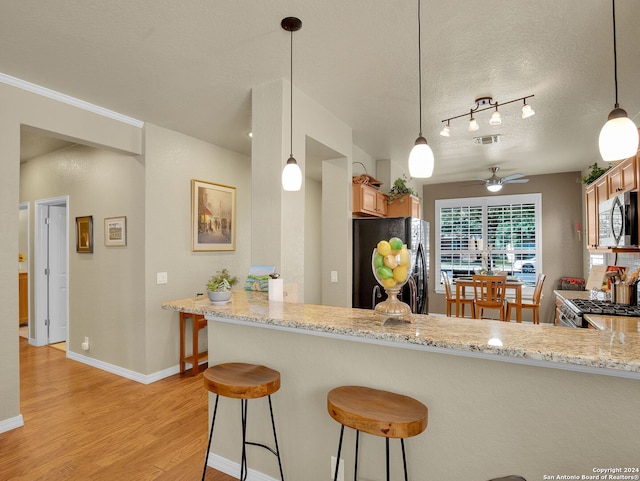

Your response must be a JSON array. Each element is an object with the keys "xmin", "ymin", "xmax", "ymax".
[
  {"xmin": 327, "ymin": 386, "xmax": 428, "ymax": 481},
  {"xmin": 201, "ymin": 363, "xmax": 284, "ymax": 481}
]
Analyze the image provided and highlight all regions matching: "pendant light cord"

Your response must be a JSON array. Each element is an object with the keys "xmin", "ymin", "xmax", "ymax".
[
  {"xmin": 290, "ymin": 29, "xmax": 294, "ymax": 156},
  {"xmin": 417, "ymin": 0, "xmax": 423, "ymax": 137},
  {"xmin": 612, "ymin": 0, "xmax": 619, "ymax": 108}
]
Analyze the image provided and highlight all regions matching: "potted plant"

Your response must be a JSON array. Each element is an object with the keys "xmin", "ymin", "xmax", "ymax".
[
  {"xmin": 581, "ymin": 162, "xmax": 610, "ymax": 185},
  {"xmin": 387, "ymin": 175, "xmax": 419, "ymax": 203},
  {"xmin": 206, "ymin": 268, "xmax": 239, "ymax": 303}
]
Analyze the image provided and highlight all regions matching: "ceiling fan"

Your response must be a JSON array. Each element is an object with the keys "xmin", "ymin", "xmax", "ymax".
[{"xmin": 477, "ymin": 167, "xmax": 529, "ymax": 192}]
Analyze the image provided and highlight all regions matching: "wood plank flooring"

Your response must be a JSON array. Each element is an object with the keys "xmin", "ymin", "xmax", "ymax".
[{"xmin": 0, "ymin": 338, "xmax": 236, "ymax": 481}]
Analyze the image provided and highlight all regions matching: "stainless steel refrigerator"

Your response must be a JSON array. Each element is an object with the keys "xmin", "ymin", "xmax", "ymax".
[{"xmin": 352, "ymin": 217, "xmax": 430, "ymax": 314}]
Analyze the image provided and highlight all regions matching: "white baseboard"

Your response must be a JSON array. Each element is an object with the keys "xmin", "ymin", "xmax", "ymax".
[
  {"xmin": 208, "ymin": 452, "xmax": 279, "ymax": 481},
  {"xmin": 66, "ymin": 351, "xmax": 180, "ymax": 385},
  {"xmin": 0, "ymin": 414, "xmax": 24, "ymax": 434}
]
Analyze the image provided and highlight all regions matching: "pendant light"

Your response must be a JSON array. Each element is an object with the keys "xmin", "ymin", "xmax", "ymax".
[
  {"xmin": 408, "ymin": 0, "xmax": 435, "ymax": 178},
  {"xmin": 599, "ymin": 0, "xmax": 639, "ymax": 162},
  {"xmin": 281, "ymin": 17, "xmax": 303, "ymax": 191}
]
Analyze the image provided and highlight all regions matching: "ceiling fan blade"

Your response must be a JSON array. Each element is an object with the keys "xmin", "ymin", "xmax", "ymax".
[
  {"xmin": 501, "ymin": 173, "xmax": 525, "ymax": 182},
  {"xmin": 504, "ymin": 178, "xmax": 530, "ymax": 184}
]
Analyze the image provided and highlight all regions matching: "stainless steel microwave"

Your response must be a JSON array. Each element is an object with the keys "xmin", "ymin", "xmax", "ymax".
[{"xmin": 598, "ymin": 191, "xmax": 638, "ymax": 247}]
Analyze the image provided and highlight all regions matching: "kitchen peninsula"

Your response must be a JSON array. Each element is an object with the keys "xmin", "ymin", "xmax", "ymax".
[{"xmin": 162, "ymin": 292, "xmax": 640, "ymax": 480}]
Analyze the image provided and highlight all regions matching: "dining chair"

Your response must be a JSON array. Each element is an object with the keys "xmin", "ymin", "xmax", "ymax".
[
  {"xmin": 472, "ymin": 274, "xmax": 508, "ymax": 321},
  {"xmin": 442, "ymin": 271, "xmax": 475, "ymax": 318},
  {"xmin": 506, "ymin": 273, "xmax": 546, "ymax": 324}
]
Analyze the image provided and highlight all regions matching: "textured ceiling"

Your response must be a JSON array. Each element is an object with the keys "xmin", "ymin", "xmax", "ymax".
[{"xmin": 3, "ymin": 0, "xmax": 640, "ymax": 184}]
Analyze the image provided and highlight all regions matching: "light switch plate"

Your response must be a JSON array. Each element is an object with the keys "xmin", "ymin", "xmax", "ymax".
[
  {"xmin": 156, "ymin": 272, "xmax": 168, "ymax": 284},
  {"xmin": 331, "ymin": 271, "xmax": 338, "ymax": 283}
]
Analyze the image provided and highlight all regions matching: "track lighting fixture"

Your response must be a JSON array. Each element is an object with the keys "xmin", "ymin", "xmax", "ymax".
[
  {"xmin": 468, "ymin": 111, "xmax": 479, "ymax": 132},
  {"xmin": 281, "ymin": 17, "xmax": 303, "ymax": 191},
  {"xmin": 489, "ymin": 106, "xmax": 502, "ymax": 126},
  {"xmin": 408, "ymin": 0, "xmax": 435, "ymax": 178},
  {"xmin": 599, "ymin": 0, "xmax": 639, "ymax": 162},
  {"xmin": 441, "ymin": 95, "xmax": 535, "ymax": 136}
]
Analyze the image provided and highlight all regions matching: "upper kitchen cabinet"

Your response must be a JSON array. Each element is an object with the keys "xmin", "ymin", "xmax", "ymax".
[
  {"xmin": 585, "ymin": 153, "xmax": 640, "ymax": 250},
  {"xmin": 352, "ymin": 183, "xmax": 388, "ymax": 217},
  {"xmin": 585, "ymin": 183, "xmax": 599, "ymax": 248},
  {"xmin": 608, "ymin": 155, "xmax": 637, "ymax": 196},
  {"xmin": 386, "ymin": 194, "xmax": 421, "ymax": 219}
]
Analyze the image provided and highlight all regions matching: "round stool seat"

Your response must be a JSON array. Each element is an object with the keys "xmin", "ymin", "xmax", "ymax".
[
  {"xmin": 203, "ymin": 362, "xmax": 280, "ymax": 399},
  {"xmin": 327, "ymin": 386, "xmax": 428, "ymax": 439}
]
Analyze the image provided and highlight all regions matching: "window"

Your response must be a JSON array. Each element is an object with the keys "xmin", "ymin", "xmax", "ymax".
[{"xmin": 435, "ymin": 193, "xmax": 541, "ymax": 293}]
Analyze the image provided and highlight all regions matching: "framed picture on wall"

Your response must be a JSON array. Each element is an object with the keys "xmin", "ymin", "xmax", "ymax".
[
  {"xmin": 76, "ymin": 215, "xmax": 93, "ymax": 253},
  {"xmin": 104, "ymin": 216, "xmax": 127, "ymax": 247},
  {"xmin": 191, "ymin": 179, "xmax": 236, "ymax": 251}
]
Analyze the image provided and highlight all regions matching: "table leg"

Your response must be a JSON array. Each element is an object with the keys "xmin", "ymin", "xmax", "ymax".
[
  {"xmin": 192, "ymin": 315, "xmax": 200, "ymax": 375},
  {"xmin": 516, "ymin": 287, "xmax": 522, "ymax": 323},
  {"xmin": 179, "ymin": 312, "xmax": 186, "ymax": 374}
]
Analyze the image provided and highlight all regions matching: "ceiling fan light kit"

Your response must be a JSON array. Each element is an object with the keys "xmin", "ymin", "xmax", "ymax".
[
  {"xmin": 441, "ymin": 95, "xmax": 535, "ymax": 136},
  {"xmin": 599, "ymin": 0, "xmax": 639, "ymax": 162},
  {"xmin": 479, "ymin": 167, "xmax": 530, "ymax": 193},
  {"xmin": 408, "ymin": 0, "xmax": 435, "ymax": 178}
]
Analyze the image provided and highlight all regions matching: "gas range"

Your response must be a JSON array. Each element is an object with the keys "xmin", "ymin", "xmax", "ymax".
[{"xmin": 559, "ymin": 298, "xmax": 640, "ymax": 328}]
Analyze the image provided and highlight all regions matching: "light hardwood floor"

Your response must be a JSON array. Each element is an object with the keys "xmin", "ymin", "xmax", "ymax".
[{"xmin": 0, "ymin": 338, "xmax": 236, "ymax": 481}]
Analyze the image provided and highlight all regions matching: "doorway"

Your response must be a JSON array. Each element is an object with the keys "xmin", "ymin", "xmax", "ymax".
[{"xmin": 34, "ymin": 197, "xmax": 69, "ymax": 346}]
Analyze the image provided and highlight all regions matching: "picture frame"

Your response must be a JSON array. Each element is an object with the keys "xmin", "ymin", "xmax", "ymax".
[
  {"xmin": 104, "ymin": 216, "xmax": 127, "ymax": 247},
  {"xmin": 191, "ymin": 179, "xmax": 236, "ymax": 251},
  {"xmin": 76, "ymin": 215, "xmax": 93, "ymax": 253}
]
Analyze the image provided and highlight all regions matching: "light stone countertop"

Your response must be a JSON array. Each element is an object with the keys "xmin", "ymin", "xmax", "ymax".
[{"xmin": 162, "ymin": 290, "xmax": 640, "ymax": 379}]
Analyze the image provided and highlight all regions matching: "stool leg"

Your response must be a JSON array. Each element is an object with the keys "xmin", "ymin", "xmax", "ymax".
[
  {"xmin": 267, "ymin": 395, "xmax": 285, "ymax": 481},
  {"xmin": 334, "ymin": 425, "xmax": 344, "ymax": 481},
  {"xmin": 353, "ymin": 430, "xmax": 359, "ymax": 481},
  {"xmin": 240, "ymin": 399, "xmax": 248, "ymax": 481},
  {"xmin": 201, "ymin": 394, "xmax": 220, "ymax": 481},
  {"xmin": 401, "ymin": 438, "xmax": 408, "ymax": 481},
  {"xmin": 385, "ymin": 438, "xmax": 390, "ymax": 481}
]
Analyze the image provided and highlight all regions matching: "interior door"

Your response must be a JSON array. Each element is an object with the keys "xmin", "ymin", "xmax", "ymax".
[{"xmin": 47, "ymin": 204, "xmax": 68, "ymax": 344}]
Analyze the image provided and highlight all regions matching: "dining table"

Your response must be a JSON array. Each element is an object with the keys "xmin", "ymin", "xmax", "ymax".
[{"xmin": 454, "ymin": 276, "xmax": 523, "ymax": 322}]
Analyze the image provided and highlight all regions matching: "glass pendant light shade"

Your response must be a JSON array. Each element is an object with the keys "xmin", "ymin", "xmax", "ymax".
[
  {"xmin": 599, "ymin": 107, "xmax": 639, "ymax": 161},
  {"xmin": 486, "ymin": 183, "xmax": 503, "ymax": 193},
  {"xmin": 468, "ymin": 116, "xmax": 479, "ymax": 132},
  {"xmin": 489, "ymin": 110, "xmax": 502, "ymax": 126},
  {"xmin": 408, "ymin": 136, "xmax": 434, "ymax": 178},
  {"xmin": 521, "ymin": 103, "xmax": 535, "ymax": 119},
  {"xmin": 282, "ymin": 155, "xmax": 302, "ymax": 191},
  {"xmin": 440, "ymin": 124, "xmax": 450, "ymax": 137}
]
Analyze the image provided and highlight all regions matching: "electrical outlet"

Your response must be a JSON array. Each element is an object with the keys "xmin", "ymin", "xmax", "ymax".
[
  {"xmin": 156, "ymin": 272, "xmax": 168, "ymax": 284},
  {"xmin": 330, "ymin": 456, "xmax": 344, "ymax": 481}
]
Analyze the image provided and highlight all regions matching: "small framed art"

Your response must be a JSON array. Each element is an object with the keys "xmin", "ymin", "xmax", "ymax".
[
  {"xmin": 105, "ymin": 216, "xmax": 127, "ymax": 247},
  {"xmin": 76, "ymin": 215, "xmax": 93, "ymax": 253}
]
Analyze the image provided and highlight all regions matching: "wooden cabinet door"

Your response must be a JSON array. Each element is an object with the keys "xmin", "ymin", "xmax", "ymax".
[
  {"xmin": 585, "ymin": 184, "xmax": 598, "ymax": 248},
  {"xmin": 609, "ymin": 156, "xmax": 637, "ymax": 196},
  {"xmin": 595, "ymin": 176, "xmax": 609, "ymax": 202},
  {"xmin": 352, "ymin": 184, "xmax": 387, "ymax": 217}
]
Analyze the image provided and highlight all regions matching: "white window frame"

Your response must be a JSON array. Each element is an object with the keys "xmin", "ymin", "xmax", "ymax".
[{"xmin": 434, "ymin": 193, "xmax": 542, "ymax": 296}]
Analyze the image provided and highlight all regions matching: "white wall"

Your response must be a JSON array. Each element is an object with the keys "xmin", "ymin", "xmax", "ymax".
[
  {"xmin": 251, "ymin": 79, "xmax": 353, "ymax": 306},
  {"xmin": 20, "ymin": 145, "xmax": 146, "ymax": 367},
  {"xmin": 143, "ymin": 124, "xmax": 252, "ymax": 374},
  {"xmin": 0, "ymin": 80, "xmax": 143, "ymax": 428}
]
